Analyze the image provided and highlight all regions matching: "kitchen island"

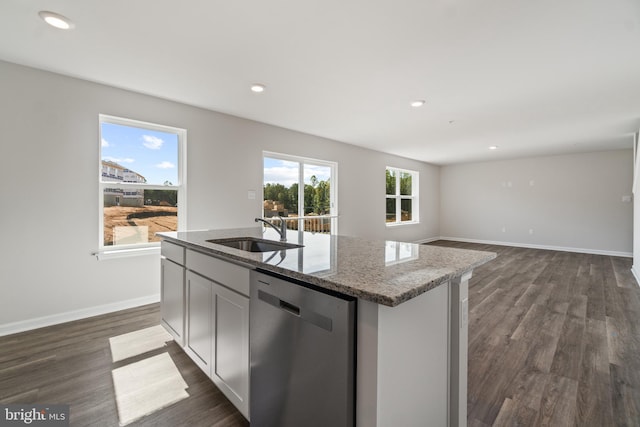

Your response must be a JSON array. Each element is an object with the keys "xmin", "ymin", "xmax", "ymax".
[{"xmin": 158, "ymin": 227, "xmax": 496, "ymax": 427}]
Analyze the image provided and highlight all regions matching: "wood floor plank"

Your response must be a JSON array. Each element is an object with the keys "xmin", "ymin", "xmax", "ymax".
[
  {"xmin": 606, "ymin": 315, "xmax": 626, "ymax": 367},
  {"xmin": 567, "ymin": 294, "xmax": 588, "ymax": 319},
  {"xmin": 586, "ymin": 260, "xmax": 607, "ymax": 321},
  {"xmin": 514, "ymin": 283, "xmax": 541, "ymax": 307},
  {"xmin": 550, "ymin": 315, "xmax": 586, "ymax": 381},
  {"xmin": 525, "ymin": 331, "xmax": 562, "ymax": 374},
  {"xmin": 610, "ymin": 363, "xmax": 640, "ymax": 426},
  {"xmin": 468, "ymin": 338, "xmax": 531, "ymax": 424},
  {"xmin": 468, "ymin": 418, "xmax": 491, "ymax": 427},
  {"xmin": 606, "ymin": 315, "xmax": 640, "ymax": 391},
  {"xmin": 577, "ymin": 318, "xmax": 614, "ymax": 426},
  {"xmin": 492, "ymin": 397, "xmax": 538, "ymax": 427},
  {"xmin": 506, "ymin": 370, "xmax": 548, "ymax": 412},
  {"xmin": 536, "ymin": 374, "xmax": 579, "ymax": 427},
  {"xmin": 470, "ymin": 275, "xmax": 505, "ymax": 307}
]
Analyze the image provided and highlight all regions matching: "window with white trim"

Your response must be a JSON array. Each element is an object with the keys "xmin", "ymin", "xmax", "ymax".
[
  {"xmin": 263, "ymin": 152, "xmax": 337, "ymax": 234},
  {"xmin": 98, "ymin": 115, "xmax": 186, "ymax": 254},
  {"xmin": 386, "ymin": 167, "xmax": 418, "ymax": 225}
]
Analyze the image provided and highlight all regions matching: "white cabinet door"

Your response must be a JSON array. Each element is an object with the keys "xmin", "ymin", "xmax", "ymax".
[
  {"xmin": 212, "ymin": 283, "xmax": 250, "ymax": 419},
  {"xmin": 186, "ymin": 271, "xmax": 212, "ymax": 375},
  {"xmin": 160, "ymin": 257, "xmax": 184, "ymax": 346}
]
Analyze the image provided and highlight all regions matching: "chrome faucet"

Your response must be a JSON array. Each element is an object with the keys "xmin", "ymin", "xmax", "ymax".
[{"xmin": 255, "ymin": 216, "xmax": 287, "ymax": 242}]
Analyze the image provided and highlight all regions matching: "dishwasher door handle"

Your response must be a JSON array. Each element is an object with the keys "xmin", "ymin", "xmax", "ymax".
[
  {"xmin": 257, "ymin": 289, "xmax": 333, "ymax": 331},
  {"xmin": 279, "ymin": 299, "xmax": 300, "ymax": 316},
  {"xmin": 258, "ymin": 289, "xmax": 299, "ymax": 316}
]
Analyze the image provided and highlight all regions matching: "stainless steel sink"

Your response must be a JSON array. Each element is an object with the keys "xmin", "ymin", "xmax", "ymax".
[{"xmin": 206, "ymin": 237, "xmax": 303, "ymax": 252}]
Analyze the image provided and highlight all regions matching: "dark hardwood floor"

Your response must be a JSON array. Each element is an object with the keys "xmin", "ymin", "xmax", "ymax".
[
  {"xmin": 428, "ymin": 240, "xmax": 640, "ymax": 427},
  {"xmin": 1, "ymin": 242, "xmax": 639, "ymax": 426},
  {"xmin": 0, "ymin": 304, "xmax": 248, "ymax": 427}
]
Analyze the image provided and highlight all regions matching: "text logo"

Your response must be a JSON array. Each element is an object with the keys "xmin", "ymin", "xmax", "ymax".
[{"xmin": 0, "ymin": 405, "xmax": 69, "ymax": 426}]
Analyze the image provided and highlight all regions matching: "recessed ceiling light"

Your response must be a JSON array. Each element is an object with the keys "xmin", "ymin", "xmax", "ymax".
[
  {"xmin": 250, "ymin": 84, "xmax": 266, "ymax": 93},
  {"xmin": 489, "ymin": 145, "xmax": 498, "ymax": 150},
  {"xmin": 410, "ymin": 100, "xmax": 425, "ymax": 108},
  {"xmin": 38, "ymin": 11, "xmax": 74, "ymax": 30}
]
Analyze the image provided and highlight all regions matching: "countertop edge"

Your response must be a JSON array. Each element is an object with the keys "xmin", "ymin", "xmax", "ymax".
[{"xmin": 159, "ymin": 232, "xmax": 496, "ymax": 307}]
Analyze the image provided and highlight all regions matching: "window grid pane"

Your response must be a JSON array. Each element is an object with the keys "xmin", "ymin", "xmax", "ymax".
[
  {"xmin": 304, "ymin": 164, "xmax": 332, "ymax": 215},
  {"xmin": 386, "ymin": 169, "xmax": 396, "ymax": 195},
  {"xmin": 386, "ymin": 198, "xmax": 396, "ymax": 223},
  {"xmin": 400, "ymin": 198, "xmax": 412, "ymax": 222},
  {"xmin": 400, "ymin": 172, "xmax": 412, "ymax": 196},
  {"xmin": 263, "ymin": 157, "xmax": 299, "ymax": 218}
]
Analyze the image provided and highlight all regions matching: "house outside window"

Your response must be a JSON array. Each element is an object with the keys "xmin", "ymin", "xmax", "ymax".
[
  {"xmin": 263, "ymin": 152, "xmax": 337, "ymax": 234},
  {"xmin": 386, "ymin": 166, "xmax": 419, "ymax": 225},
  {"xmin": 98, "ymin": 115, "xmax": 186, "ymax": 257}
]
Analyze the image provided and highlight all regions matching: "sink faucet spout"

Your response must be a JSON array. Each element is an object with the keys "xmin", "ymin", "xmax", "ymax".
[{"xmin": 255, "ymin": 216, "xmax": 287, "ymax": 242}]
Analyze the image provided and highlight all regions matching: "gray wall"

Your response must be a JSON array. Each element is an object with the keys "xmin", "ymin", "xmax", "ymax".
[
  {"xmin": 0, "ymin": 60, "xmax": 439, "ymax": 328},
  {"xmin": 440, "ymin": 150, "xmax": 634, "ymax": 255}
]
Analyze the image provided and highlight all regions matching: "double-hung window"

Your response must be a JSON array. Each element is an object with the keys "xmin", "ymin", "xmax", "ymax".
[
  {"xmin": 98, "ymin": 115, "xmax": 186, "ymax": 257},
  {"xmin": 386, "ymin": 167, "xmax": 418, "ymax": 225},
  {"xmin": 263, "ymin": 152, "xmax": 337, "ymax": 234}
]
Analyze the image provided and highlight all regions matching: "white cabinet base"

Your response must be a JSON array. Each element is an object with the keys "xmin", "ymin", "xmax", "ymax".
[
  {"xmin": 179, "ymin": 254, "xmax": 250, "ymax": 421},
  {"xmin": 212, "ymin": 283, "xmax": 250, "ymax": 419},
  {"xmin": 160, "ymin": 257, "xmax": 185, "ymax": 346},
  {"xmin": 185, "ymin": 271, "xmax": 212, "ymax": 375}
]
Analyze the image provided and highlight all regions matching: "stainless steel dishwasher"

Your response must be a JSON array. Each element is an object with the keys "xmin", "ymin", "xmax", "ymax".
[{"xmin": 250, "ymin": 270, "xmax": 355, "ymax": 427}]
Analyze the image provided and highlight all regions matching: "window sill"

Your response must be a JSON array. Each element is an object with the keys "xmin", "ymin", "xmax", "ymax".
[
  {"xmin": 94, "ymin": 246, "xmax": 160, "ymax": 260},
  {"xmin": 386, "ymin": 221, "xmax": 420, "ymax": 227}
]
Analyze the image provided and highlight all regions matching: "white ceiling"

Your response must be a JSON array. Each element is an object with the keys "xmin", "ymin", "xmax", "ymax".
[{"xmin": 1, "ymin": 0, "xmax": 639, "ymax": 164}]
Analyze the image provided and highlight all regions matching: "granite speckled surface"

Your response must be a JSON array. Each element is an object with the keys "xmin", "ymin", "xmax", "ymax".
[{"xmin": 158, "ymin": 227, "xmax": 496, "ymax": 307}]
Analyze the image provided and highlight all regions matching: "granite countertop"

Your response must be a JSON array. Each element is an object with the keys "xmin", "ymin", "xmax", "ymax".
[{"xmin": 158, "ymin": 227, "xmax": 496, "ymax": 307}]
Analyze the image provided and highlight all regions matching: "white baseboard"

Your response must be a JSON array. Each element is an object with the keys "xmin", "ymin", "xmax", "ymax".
[
  {"xmin": 0, "ymin": 294, "xmax": 160, "ymax": 337},
  {"xmin": 437, "ymin": 236, "xmax": 633, "ymax": 258},
  {"xmin": 632, "ymin": 266, "xmax": 640, "ymax": 288}
]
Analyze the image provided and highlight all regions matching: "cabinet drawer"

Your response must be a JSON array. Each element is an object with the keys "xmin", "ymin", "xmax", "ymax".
[
  {"xmin": 186, "ymin": 249, "xmax": 250, "ymax": 296},
  {"xmin": 162, "ymin": 241, "xmax": 185, "ymax": 265}
]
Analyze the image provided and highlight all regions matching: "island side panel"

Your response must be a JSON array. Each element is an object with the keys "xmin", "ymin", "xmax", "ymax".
[
  {"xmin": 450, "ymin": 272, "xmax": 471, "ymax": 427},
  {"xmin": 356, "ymin": 299, "xmax": 379, "ymax": 427},
  {"xmin": 357, "ymin": 282, "xmax": 450, "ymax": 427}
]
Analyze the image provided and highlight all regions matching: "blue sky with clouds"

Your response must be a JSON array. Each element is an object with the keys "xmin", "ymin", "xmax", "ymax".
[
  {"xmin": 101, "ymin": 122, "xmax": 178, "ymax": 185},
  {"xmin": 263, "ymin": 157, "xmax": 331, "ymax": 187}
]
